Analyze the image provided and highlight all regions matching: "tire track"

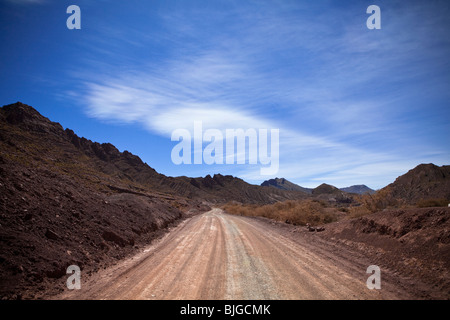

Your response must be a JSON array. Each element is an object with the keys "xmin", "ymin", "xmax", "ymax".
[{"xmin": 57, "ymin": 208, "xmax": 409, "ymax": 300}]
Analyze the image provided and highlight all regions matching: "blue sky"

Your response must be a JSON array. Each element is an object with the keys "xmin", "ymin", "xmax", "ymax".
[{"xmin": 1, "ymin": 0, "xmax": 449, "ymax": 189}]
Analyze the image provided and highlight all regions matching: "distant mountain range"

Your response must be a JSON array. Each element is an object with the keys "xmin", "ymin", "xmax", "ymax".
[
  {"xmin": 2, "ymin": 102, "xmax": 446, "ymax": 206},
  {"xmin": 261, "ymin": 178, "xmax": 375, "ymax": 195}
]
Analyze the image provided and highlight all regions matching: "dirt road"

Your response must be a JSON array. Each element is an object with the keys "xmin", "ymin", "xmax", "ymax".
[{"xmin": 57, "ymin": 208, "xmax": 412, "ymax": 300}]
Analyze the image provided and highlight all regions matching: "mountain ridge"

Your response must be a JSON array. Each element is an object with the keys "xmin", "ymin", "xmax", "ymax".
[
  {"xmin": 0, "ymin": 102, "xmax": 307, "ymax": 204},
  {"xmin": 340, "ymin": 184, "xmax": 375, "ymax": 195},
  {"xmin": 261, "ymin": 177, "xmax": 375, "ymax": 195},
  {"xmin": 261, "ymin": 177, "xmax": 313, "ymax": 194}
]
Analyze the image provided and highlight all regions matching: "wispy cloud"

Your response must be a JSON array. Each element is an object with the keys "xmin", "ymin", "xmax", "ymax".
[{"xmin": 70, "ymin": 0, "xmax": 450, "ymax": 188}]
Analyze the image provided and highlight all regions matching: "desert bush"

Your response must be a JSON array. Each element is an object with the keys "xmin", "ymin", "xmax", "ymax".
[
  {"xmin": 360, "ymin": 187, "xmax": 400, "ymax": 213},
  {"xmin": 223, "ymin": 200, "xmax": 338, "ymax": 226},
  {"xmin": 222, "ymin": 203, "xmax": 248, "ymax": 216},
  {"xmin": 416, "ymin": 198, "xmax": 449, "ymax": 208},
  {"xmin": 347, "ymin": 205, "xmax": 372, "ymax": 218}
]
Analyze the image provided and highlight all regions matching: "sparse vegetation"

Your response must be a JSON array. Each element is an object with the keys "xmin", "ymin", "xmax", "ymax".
[
  {"xmin": 347, "ymin": 205, "xmax": 372, "ymax": 218},
  {"xmin": 354, "ymin": 187, "xmax": 403, "ymax": 213},
  {"xmin": 223, "ymin": 199, "xmax": 338, "ymax": 226},
  {"xmin": 416, "ymin": 198, "xmax": 449, "ymax": 208}
]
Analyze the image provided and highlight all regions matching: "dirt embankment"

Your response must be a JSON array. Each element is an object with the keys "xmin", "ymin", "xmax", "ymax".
[
  {"xmin": 0, "ymin": 101, "xmax": 216, "ymax": 299},
  {"xmin": 0, "ymin": 162, "xmax": 209, "ymax": 300},
  {"xmin": 317, "ymin": 207, "xmax": 450, "ymax": 299}
]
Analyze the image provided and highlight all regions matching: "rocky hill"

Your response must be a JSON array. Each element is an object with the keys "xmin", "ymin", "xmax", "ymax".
[
  {"xmin": 384, "ymin": 163, "xmax": 450, "ymax": 204},
  {"xmin": 339, "ymin": 184, "xmax": 375, "ymax": 195},
  {"xmin": 311, "ymin": 183, "xmax": 341, "ymax": 195},
  {"xmin": 261, "ymin": 177, "xmax": 312, "ymax": 194},
  {"xmin": 1, "ymin": 102, "xmax": 306, "ymax": 204}
]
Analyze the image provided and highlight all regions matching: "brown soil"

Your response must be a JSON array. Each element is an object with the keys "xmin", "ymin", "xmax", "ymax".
[
  {"xmin": 0, "ymin": 159, "xmax": 209, "ymax": 299},
  {"xmin": 318, "ymin": 207, "xmax": 450, "ymax": 299}
]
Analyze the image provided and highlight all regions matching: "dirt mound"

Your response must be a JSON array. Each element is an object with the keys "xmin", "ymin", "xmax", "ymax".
[{"xmin": 320, "ymin": 207, "xmax": 450, "ymax": 299}]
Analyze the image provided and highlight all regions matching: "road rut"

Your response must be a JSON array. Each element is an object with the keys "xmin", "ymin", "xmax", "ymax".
[{"xmin": 58, "ymin": 208, "xmax": 410, "ymax": 299}]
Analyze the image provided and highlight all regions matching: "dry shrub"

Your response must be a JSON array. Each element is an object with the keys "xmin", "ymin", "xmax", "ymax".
[
  {"xmin": 416, "ymin": 198, "xmax": 449, "ymax": 208},
  {"xmin": 347, "ymin": 205, "xmax": 372, "ymax": 218},
  {"xmin": 223, "ymin": 200, "xmax": 337, "ymax": 226},
  {"xmin": 360, "ymin": 187, "xmax": 400, "ymax": 213},
  {"xmin": 222, "ymin": 203, "xmax": 250, "ymax": 216}
]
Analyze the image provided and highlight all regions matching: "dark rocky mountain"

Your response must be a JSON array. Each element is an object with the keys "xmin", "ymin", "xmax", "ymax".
[
  {"xmin": 384, "ymin": 163, "xmax": 450, "ymax": 204},
  {"xmin": 0, "ymin": 102, "xmax": 306, "ymax": 205},
  {"xmin": 261, "ymin": 177, "xmax": 312, "ymax": 194},
  {"xmin": 311, "ymin": 183, "xmax": 353, "ymax": 204},
  {"xmin": 339, "ymin": 185, "xmax": 375, "ymax": 195},
  {"xmin": 312, "ymin": 183, "xmax": 341, "ymax": 195}
]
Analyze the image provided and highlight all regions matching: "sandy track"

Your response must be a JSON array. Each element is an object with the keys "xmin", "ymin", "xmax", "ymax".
[{"xmin": 57, "ymin": 208, "xmax": 411, "ymax": 300}]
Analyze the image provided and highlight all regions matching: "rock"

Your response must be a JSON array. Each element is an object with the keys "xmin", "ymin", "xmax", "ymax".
[
  {"xmin": 46, "ymin": 265, "xmax": 66, "ymax": 279},
  {"xmin": 306, "ymin": 223, "xmax": 324, "ymax": 232},
  {"xmin": 45, "ymin": 229, "xmax": 59, "ymax": 240},
  {"xmin": 102, "ymin": 230, "xmax": 127, "ymax": 247},
  {"xmin": 72, "ymin": 210, "xmax": 80, "ymax": 218}
]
